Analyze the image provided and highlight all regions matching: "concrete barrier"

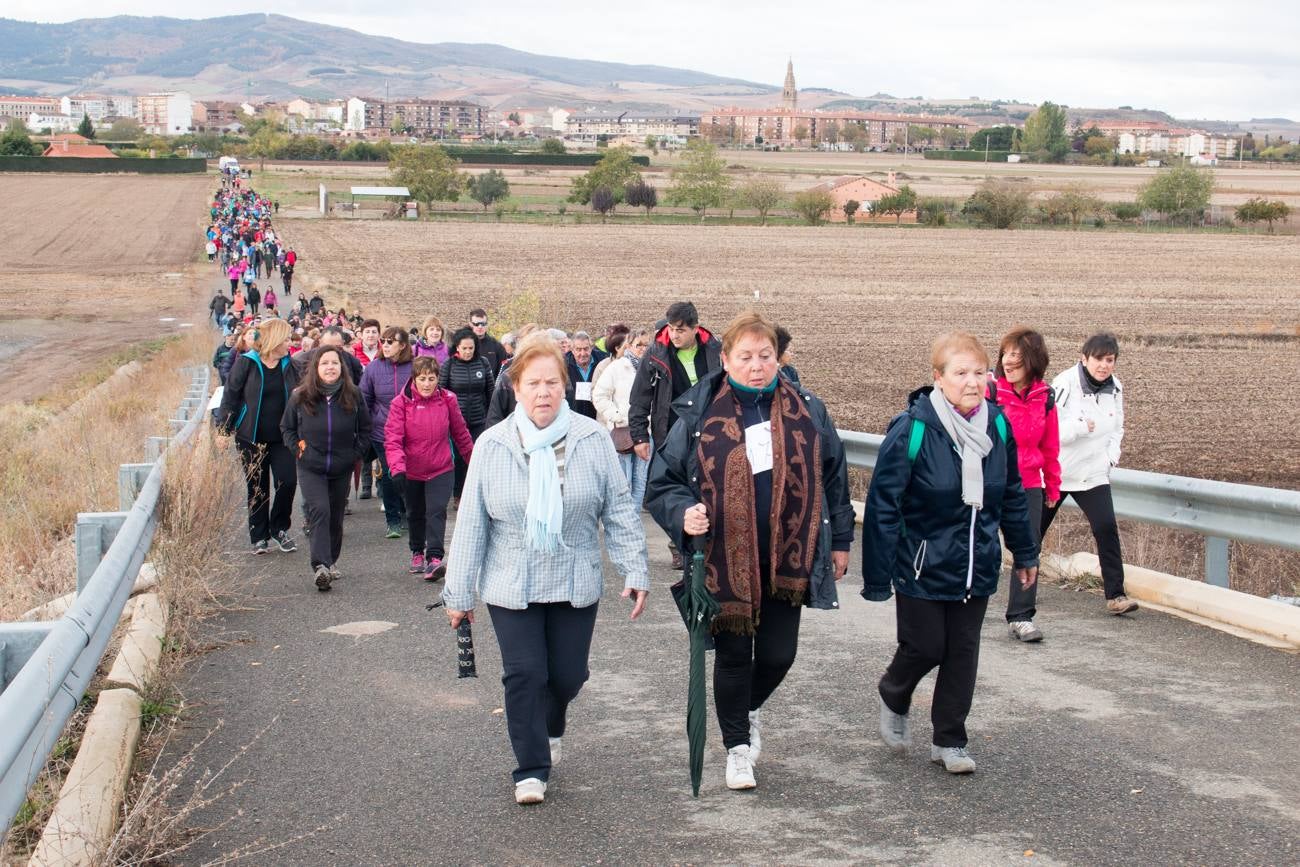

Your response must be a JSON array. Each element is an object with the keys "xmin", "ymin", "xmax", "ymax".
[
  {"xmin": 105, "ymin": 594, "xmax": 169, "ymax": 693},
  {"xmin": 19, "ymin": 565, "xmax": 158, "ymax": 622},
  {"xmin": 27, "ymin": 689, "xmax": 142, "ymax": 866}
]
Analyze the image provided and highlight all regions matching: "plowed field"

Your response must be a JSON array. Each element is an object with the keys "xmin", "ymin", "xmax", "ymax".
[{"xmin": 285, "ymin": 220, "xmax": 1300, "ymax": 487}]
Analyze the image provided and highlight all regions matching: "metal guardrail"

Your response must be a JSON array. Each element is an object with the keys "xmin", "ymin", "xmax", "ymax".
[
  {"xmin": 0, "ymin": 365, "xmax": 210, "ymax": 835},
  {"xmin": 838, "ymin": 430, "xmax": 1300, "ymax": 587}
]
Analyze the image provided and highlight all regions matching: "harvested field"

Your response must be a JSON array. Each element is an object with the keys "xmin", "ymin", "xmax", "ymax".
[
  {"xmin": 287, "ymin": 219, "xmax": 1300, "ymax": 488},
  {"xmin": 0, "ymin": 173, "xmax": 214, "ymax": 402}
]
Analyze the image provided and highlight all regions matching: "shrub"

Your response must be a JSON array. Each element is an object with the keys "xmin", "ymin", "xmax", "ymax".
[
  {"xmin": 1108, "ymin": 201, "xmax": 1143, "ymax": 223},
  {"xmin": 791, "ymin": 189, "xmax": 836, "ymax": 225},
  {"xmin": 963, "ymin": 180, "xmax": 1032, "ymax": 229}
]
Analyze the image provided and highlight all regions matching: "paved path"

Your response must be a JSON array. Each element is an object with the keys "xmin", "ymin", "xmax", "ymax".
[{"xmin": 171, "ymin": 494, "xmax": 1299, "ymax": 866}]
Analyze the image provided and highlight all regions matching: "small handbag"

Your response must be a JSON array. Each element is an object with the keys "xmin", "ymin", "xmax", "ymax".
[{"xmin": 610, "ymin": 425, "xmax": 634, "ymax": 454}]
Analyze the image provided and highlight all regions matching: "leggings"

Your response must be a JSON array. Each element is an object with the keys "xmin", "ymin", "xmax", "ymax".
[
  {"xmin": 712, "ymin": 579, "xmax": 803, "ymax": 750},
  {"xmin": 404, "ymin": 471, "xmax": 453, "ymax": 558},
  {"xmin": 1041, "ymin": 484, "xmax": 1126, "ymax": 599}
]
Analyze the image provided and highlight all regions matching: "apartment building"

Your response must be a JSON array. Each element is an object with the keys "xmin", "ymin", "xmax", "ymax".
[{"xmin": 136, "ymin": 91, "xmax": 193, "ymax": 135}]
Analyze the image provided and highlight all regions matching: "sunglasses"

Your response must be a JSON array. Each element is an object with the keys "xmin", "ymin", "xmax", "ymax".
[
  {"xmin": 381, "ymin": 338, "xmax": 402, "ymax": 346},
  {"xmin": 470, "ymin": 320, "xmax": 488, "ymax": 327}
]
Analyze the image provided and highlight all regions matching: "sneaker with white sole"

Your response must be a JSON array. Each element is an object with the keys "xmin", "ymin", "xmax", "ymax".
[
  {"xmin": 314, "ymin": 564, "xmax": 332, "ymax": 592},
  {"xmin": 725, "ymin": 745, "xmax": 756, "ymax": 790},
  {"xmin": 252, "ymin": 539, "xmax": 269, "ymax": 555},
  {"xmin": 747, "ymin": 710, "xmax": 762, "ymax": 764},
  {"xmin": 549, "ymin": 737, "xmax": 562, "ymax": 765},
  {"xmin": 514, "ymin": 777, "xmax": 546, "ymax": 804},
  {"xmin": 1106, "ymin": 595, "xmax": 1139, "ymax": 615},
  {"xmin": 879, "ymin": 696, "xmax": 910, "ymax": 753},
  {"xmin": 273, "ymin": 530, "xmax": 296, "ymax": 552},
  {"xmin": 1008, "ymin": 620, "xmax": 1044, "ymax": 642},
  {"xmin": 930, "ymin": 745, "xmax": 977, "ymax": 774}
]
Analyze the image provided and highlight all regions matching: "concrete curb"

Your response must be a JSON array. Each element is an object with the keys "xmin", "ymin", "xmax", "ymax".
[
  {"xmin": 27, "ymin": 689, "xmax": 143, "ymax": 867},
  {"xmin": 105, "ymin": 593, "xmax": 169, "ymax": 693},
  {"xmin": 1045, "ymin": 552, "xmax": 1300, "ymax": 651},
  {"xmin": 20, "ymin": 564, "xmax": 158, "ymax": 622}
]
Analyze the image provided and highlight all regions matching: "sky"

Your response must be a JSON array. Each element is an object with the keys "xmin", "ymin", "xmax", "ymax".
[{"xmin": 9, "ymin": 0, "xmax": 1299, "ymax": 120}]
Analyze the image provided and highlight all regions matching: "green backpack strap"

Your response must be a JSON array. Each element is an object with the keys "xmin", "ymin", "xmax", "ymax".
[
  {"xmin": 994, "ymin": 412, "xmax": 1008, "ymax": 444},
  {"xmin": 907, "ymin": 418, "xmax": 925, "ymax": 463}
]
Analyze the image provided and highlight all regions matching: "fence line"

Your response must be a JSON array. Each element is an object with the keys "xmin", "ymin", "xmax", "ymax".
[{"xmin": 0, "ymin": 365, "xmax": 210, "ymax": 835}]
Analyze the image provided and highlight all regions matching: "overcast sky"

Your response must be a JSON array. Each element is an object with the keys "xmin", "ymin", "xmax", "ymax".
[{"xmin": 10, "ymin": 1, "xmax": 1298, "ymax": 119}]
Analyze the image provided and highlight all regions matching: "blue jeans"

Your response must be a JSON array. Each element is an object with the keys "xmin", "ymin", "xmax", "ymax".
[
  {"xmin": 618, "ymin": 450, "xmax": 649, "ymax": 508},
  {"xmin": 372, "ymin": 445, "xmax": 406, "ymax": 529}
]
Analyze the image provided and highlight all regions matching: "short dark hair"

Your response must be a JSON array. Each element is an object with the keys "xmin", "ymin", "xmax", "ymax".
[
  {"xmin": 997, "ymin": 326, "xmax": 1050, "ymax": 382},
  {"xmin": 664, "ymin": 301, "xmax": 698, "ymax": 328},
  {"xmin": 1081, "ymin": 332, "xmax": 1120, "ymax": 360},
  {"xmin": 606, "ymin": 332, "xmax": 627, "ymax": 356},
  {"xmin": 320, "ymin": 326, "xmax": 348, "ymax": 342},
  {"xmin": 450, "ymin": 326, "xmax": 479, "ymax": 357},
  {"xmin": 469, "ymin": 308, "xmax": 488, "ymax": 320},
  {"xmin": 360, "ymin": 318, "xmax": 381, "ymax": 333},
  {"xmin": 774, "ymin": 325, "xmax": 793, "ymax": 359}
]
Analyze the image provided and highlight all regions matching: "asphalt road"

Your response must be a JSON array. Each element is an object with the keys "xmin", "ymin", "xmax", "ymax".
[{"xmin": 169, "ymin": 490, "xmax": 1299, "ymax": 866}]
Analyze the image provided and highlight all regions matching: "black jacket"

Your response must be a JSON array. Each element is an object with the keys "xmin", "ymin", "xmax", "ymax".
[
  {"xmin": 439, "ymin": 355, "xmax": 495, "ymax": 430},
  {"xmin": 861, "ymin": 386, "xmax": 1038, "ymax": 603},
  {"xmin": 629, "ymin": 324, "xmax": 722, "ymax": 448},
  {"xmin": 281, "ymin": 391, "xmax": 372, "ymax": 478},
  {"xmin": 477, "ymin": 334, "xmax": 507, "ymax": 377},
  {"xmin": 565, "ymin": 356, "xmax": 604, "ymax": 419},
  {"xmin": 216, "ymin": 351, "xmax": 299, "ymax": 443},
  {"xmin": 645, "ymin": 370, "xmax": 856, "ymax": 611},
  {"xmin": 292, "ymin": 346, "xmax": 364, "ymax": 385},
  {"xmin": 212, "ymin": 343, "xmax": 235, "ymax": 383},
  {"xmin": 209, "ymin": 294, "xmax": 230, "ymax": 316}
]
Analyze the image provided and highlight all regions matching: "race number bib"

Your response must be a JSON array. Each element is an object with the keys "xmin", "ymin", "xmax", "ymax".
[
  {"xmin": 745, "ymin": 422, "xmax": 773, "ymax": 474},
  {"xmin": 575, "ymin": 382, "xmax": 593, "ymax": 402}
]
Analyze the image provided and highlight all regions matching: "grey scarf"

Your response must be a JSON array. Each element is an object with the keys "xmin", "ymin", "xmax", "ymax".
[
  {"xmin": 927, "ymin": 388, "xmax": 993, "ymax": 508},
  {"xmin": 321, "ymin": 378, "xmax": 343, "ymax": 398}
]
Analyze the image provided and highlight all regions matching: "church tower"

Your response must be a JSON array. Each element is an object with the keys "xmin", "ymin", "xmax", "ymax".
[{"xmin": 782, "ymin": 58, "xmax": 797, "ymax": 113}]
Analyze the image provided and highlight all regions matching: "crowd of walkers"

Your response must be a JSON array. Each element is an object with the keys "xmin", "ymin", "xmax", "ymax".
[{"xmin": 204, "ymin": 179, "xmax": 1137, "ymax": 806}]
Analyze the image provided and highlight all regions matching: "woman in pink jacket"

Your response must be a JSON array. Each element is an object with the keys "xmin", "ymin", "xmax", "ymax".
[
  {"xmin": 385, "ymin": 356, "xmax": 474, "ymax": 578},
  {"xmin": 989, "ymin": 326, "xmax": 1060, "ymax": 643}
]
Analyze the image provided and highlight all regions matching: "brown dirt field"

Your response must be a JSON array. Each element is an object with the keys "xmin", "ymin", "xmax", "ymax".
[
  {"xmin": 0, "ymin": 173, "xmax": 216, "ymax": 402},
  {"xmin": 285, "ymin": 219, "xmax": 1300, "ymax": 488}
]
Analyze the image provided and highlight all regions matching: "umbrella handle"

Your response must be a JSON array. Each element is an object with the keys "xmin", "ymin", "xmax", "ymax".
[{"xmin": 689, "ymin": 534, "xmax": 707, "ymax": 555}]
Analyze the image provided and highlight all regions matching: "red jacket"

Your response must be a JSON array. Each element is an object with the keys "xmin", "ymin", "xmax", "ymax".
[
  {"xmin": 384, "ymin": 381, "xmax": 473, "ymax": 482},
  {"xmin": 989, "ymin": 376, "xmax": 1061, "ymax": 501},
  {"xmin": 353, "ymin": 342, "xmax": 379, "ymax": 367}
]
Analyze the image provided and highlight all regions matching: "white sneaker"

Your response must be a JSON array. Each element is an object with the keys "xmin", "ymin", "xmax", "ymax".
[
  {"xmin": 725, "ymin": 745, "xmax": 756, "ymax": 790},
  {"xmin": 930, "ymin": 745, "xmax": 977, "ymax": 774},
  {"xmin": 747, "ymin": 710, "xmax": 762, "ymax": 764},
  {"xmin": 549, "ymin": 737, "xmax": 562, "ymax": 765},
  {"xmin": 879, "ymin": 696, "xmax": 910, "ymax": 752},
  {"xmin": 1008, "ymin": 620, "xmax": 1044, "ymax": 642},
  {"xmin": 514, "ymin": 777, "xmax": 546, "ymax": 804}
]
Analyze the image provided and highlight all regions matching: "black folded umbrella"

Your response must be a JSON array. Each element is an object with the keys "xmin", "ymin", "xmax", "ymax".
[{"xmin": 426, "ymin": 600, "xmax": 477, "ymax": 678}]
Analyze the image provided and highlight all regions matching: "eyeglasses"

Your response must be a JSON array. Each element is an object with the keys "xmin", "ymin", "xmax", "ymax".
[
  {"xmin": 381, "ymin": 338, "xmax": 400, "ymax": 346},
  {"xmin": 470, "ymin": 320, "xmax": 488, "ymax": 327}
]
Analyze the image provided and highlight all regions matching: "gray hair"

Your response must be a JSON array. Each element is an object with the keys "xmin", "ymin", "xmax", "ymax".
[
  {"xmin": 501, "ymin": 331, "xmax": 516, "ymax": 348},
  {"xmin": 572, "ymin": 330, "xmax": 592, "ymax": 343},
  {"xmin": 547, "ymin": 328, "xmax": 568, "ymax": 341}
]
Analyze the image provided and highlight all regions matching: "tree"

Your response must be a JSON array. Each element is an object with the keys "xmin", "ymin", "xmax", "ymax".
[
  {"xmin": 77, "ymin": 113, "xmax": 95, "ymax": 139},
  {"xmin": 644, "ymin": 134, "xmax": 658, "ymax": 154},
  {"xmin": 0, "ymin": 119, "xmax": 39, "ymax": 156},
  {"xmin": 248, "ymin": 125, "xmax": 289, "ymax": 170},
  {"xmin": 1108, "ymin": 201, "xmax": 1143, "ymax": 223},
  {"xmin": 1138, "ymin": 164, "xmax": 1214, "ymax": 224},
  {"xmin": 734, "ymin": 177, "xmax": 784, "ymax": 225},
  {"xmin": 962, "ymin": 180, "xmax": 1033, "ymax": 229},
  {"xmin": 468, "ymin": 169, "xmax": 511, "ymax": 210},
  {"xmin": 842, "ymin": 199, "xmax": 860, "ymax": 224},
  {"xmin": 591, "ymin": 186, "xmax": 617, "ymax": 222},
  {"xmin": 908, "ymin": 125, "xmax": 938, "ymax": 147},
  {"xmin": 876, "ymin": 184, "xmax": 918, "ymax": 224},
  {"xmin": 624, "ymin": 178, "xmax": 658, "ymax": 219},
  {"xmin": 940, "ymin": 126, "xmax": 966, "ymax": 148},
  {"xmin": 839, "ymin": 123, "xmax": 867, "ymax": 152},
  {"xmin": 1021, "ymin": 101, "xmax": 1069, "ymax": 162},
  {"xmin": 389, "ymin": 144, "xmax": 466, "ymax": 208},
  {"xmin": 793, "ymin": 124, "xmax": 809, "ymax": 145},
  {"xmin": 791, "ymin": 189, "xmax": 835, "ymax": 225},
  {"xmin": 107, "ymin": 117, "xmax": 142, "ymax": 141},
  {"xmin": 1235, "ymin": 198, "xmax": 1291, "ymax": 233},
  {"xmin": 569, "ymin": 146, "xmax": 641, "ymax": 205},
  {"xmin": 1043, "ymin": 184, "xmax": 1105, "ymax": 226},
  {"xmin": 667, "ymin": 139, "xmax": 732, "ymax": 220},
  {"xmin": 970, "ymin": 126, "xmax": 1016, "ymax": 152},
  {"xmin": 541, "ymin": 138, "xmax": 566, "ymax": 155},
  {"xmin": 1084, "ymin": 135, "xmax": 1116, "ymax": 158},
  {"xmin": 507, "ymin": 111, "xmax": 521, "ymax": 124}
]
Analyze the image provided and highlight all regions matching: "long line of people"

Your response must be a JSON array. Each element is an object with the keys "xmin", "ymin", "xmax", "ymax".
[{"xmin": 206, "ymin": 185, "xmax": 1137, "ymax": 806}]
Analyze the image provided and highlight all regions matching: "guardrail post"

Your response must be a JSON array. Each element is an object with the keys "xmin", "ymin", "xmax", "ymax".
[
  {"xmin": 145, "ymin": 436, "xmax": 169, "ymax": 463},
  {"xmin": 117, "ymin": 464, "xmax": 153, "ymax": 511},
  {"xmin": 75, "ymin": 512, "xmax": 129, "ymax": 593},
  {"xmin": 1205, "ymin": 537, "xmax": 1230, "ymax": 588},
  {"xmin": 0, "ymin": 623, "xmax": 57, "ymax": 692}
]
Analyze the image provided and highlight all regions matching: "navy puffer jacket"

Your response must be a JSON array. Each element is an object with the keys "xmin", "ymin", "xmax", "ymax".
[{"xmin": 862, "ymin": 386, "xmax": 1038, "ymax": 603}]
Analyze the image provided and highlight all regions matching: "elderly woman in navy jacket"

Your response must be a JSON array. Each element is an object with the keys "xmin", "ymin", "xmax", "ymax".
[{"xmin": 862, "ymin": 331, "xmax": 1038, "ymax": 775}]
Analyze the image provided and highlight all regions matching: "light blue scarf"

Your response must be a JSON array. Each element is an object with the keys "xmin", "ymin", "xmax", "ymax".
[{"xmin": 513, "ymin": 400, "xmax": 572, "ymax": 552}]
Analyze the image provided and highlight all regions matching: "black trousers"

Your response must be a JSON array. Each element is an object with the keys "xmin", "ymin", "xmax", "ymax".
[
  {"xmin": 1005, "ymin": 488, "xmax": 1044, "ymax": 622},
  {"xmin": 404, "ymin": 470, "xmax": 453, "ymax": 558},
  {"xmin": 235, "ymin": 439, "xmax": 297, "ymax": 544},
  {"xmin": 713, "ymin": 581, "xmax": 803, "ymax": 750},
  {"xmin": 487, "ymin": 602, "xmax": 599, "ymax": 784},
  {"xmin": 298, "ymin": 467, "xmax": 350, "ymax": 569},
  {"xmin": 879, "ymin": 593, "xmax": 989, "ymax": 748},
  {"xmin": 1041, "ymin": 484, "xmax": 1126, "ymax": 599},
  {"xmin": 453, "ymin": 422, "xmax": 484, "ymax": 499}
]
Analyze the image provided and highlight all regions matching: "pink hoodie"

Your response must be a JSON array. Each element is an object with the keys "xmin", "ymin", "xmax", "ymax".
[
  {"xmin": 989, "ymin": 375, "xmax": 1061, "ymax": 502},
  {"xmin": 384, "ymin": 381, "xmax": 474, "ymax": 482}
]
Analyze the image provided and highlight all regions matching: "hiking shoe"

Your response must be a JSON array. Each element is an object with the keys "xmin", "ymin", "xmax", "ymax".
[
  {"xmin": 409, "ymin": 552, "xmax": 426, "ymax": 574},
  {"xmin": 514, "ymin": 778, "xmax": 546, "ymax": 805},
  {"xmin": 425, "ymin": 557, "xmax": 447, "ymax": 581},
  {"xmin": 1107, "ymin": 595, "xmax": 1139, "ymax": 615},
  {"xmin": 252, "ymin": 539, "xmax": 269, "ymax": 555},
  {"xmin": 549, "ymin": 737, "xmax": 562, "ymax": 765},
  {"xmin": 359, "ymin": 488, "xmax": 372, "ymax": 500},
  {"xmin": 314, "ymin": 564, "xmax": 332, "ymax": 592},
  {"xmin": 385, "ymin": 526, "xmax": 402, "ymax": 539},
  {"xmin": 879, "ymin": 696, "xmax": 910, "ymax": 753},
  {"xmin": 725, "ymin": 745, "xmax": 756, "ymax": 790},
  {"xmin": 748, "ymin": 710, "xmax": 762, "ymax": 764},
  {"xmin": 328, "ymin": 565, "xmax": 342, "ymax": 581},
  {"xmin": 930, "ymin": 745, "xmax": 977, "ymax": 774},
  {"xmin": 1008, "ymin": 620, "xmax": 1044, "ymax": 642},
  {"xmin": 273, "ymin": 530, "xmax": 297, "ymax": 552},
  {"xmin": 670, "ymin": 546, "xmax": 684, "ymax": 570}
]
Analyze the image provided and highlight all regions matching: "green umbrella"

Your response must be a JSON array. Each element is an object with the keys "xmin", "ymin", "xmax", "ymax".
[{"xmin": 684, "ymin": 534, "xmax": 719, "ymax": 797}]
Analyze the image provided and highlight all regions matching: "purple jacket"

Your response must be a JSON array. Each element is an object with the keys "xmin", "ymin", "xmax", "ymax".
[
  {"xmin": 414, "ymin": 340, "xmax": 450, "ymax": 364},
  {"xmin": 360, "ymin": 357, "xmax": 412, "ymax": 444}
]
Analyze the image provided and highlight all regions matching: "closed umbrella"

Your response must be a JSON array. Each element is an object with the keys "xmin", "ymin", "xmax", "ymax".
[{"xmin": 684, "ymin": 534, "xmax": 718, "ymax": 797}]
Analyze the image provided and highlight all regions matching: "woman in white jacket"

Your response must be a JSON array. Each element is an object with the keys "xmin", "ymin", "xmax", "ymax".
[
  {"xmin": 1041, "ymin": 332, "xmax": 1138, "ymax": 614},
  {"xmin": 592, "ymin": 328, "xmax": 651, "ymax": 506}
]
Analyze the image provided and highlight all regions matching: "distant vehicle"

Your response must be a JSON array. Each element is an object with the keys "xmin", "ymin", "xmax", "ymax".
[{"xmin": 218, "ymin": 155, "xmax": 240, "ymax": 173}]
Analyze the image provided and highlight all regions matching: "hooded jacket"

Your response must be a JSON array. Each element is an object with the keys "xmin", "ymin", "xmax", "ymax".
[
  {"xmin": 439, "ymin": 354, "xmax": 496, "ymax": 430},
  {"xmin": 988, "ymin": 376, "xmax": 1061, "ymax": 502},
  {"xmin": 861, "ymin": 386, "xmax": 1038, "ymax": 603},
  {"xmin": 645, "ymin": 370, "xmax": 856, "ymax": 611},
  {"xmin": 359, "ymin": 357, "xmax": 413, "ymax": 445},
  {"xmin": 628, "ymin": 324, "xmax": 722, "ymax": 448},
  {"xmin": 281, "ymin": 389, "xmax": 372, "ymax": 478},
  {"xmin": 216, "ymin": 350, "xmax": 299, "ymax": 443},
  {"xmin": 384, "ymin": 380, "xmax": 474, "ymax": 481},
  {"xmin": 1052, "ymin": 364, "xmax": 1124, "ymax": 492}
]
